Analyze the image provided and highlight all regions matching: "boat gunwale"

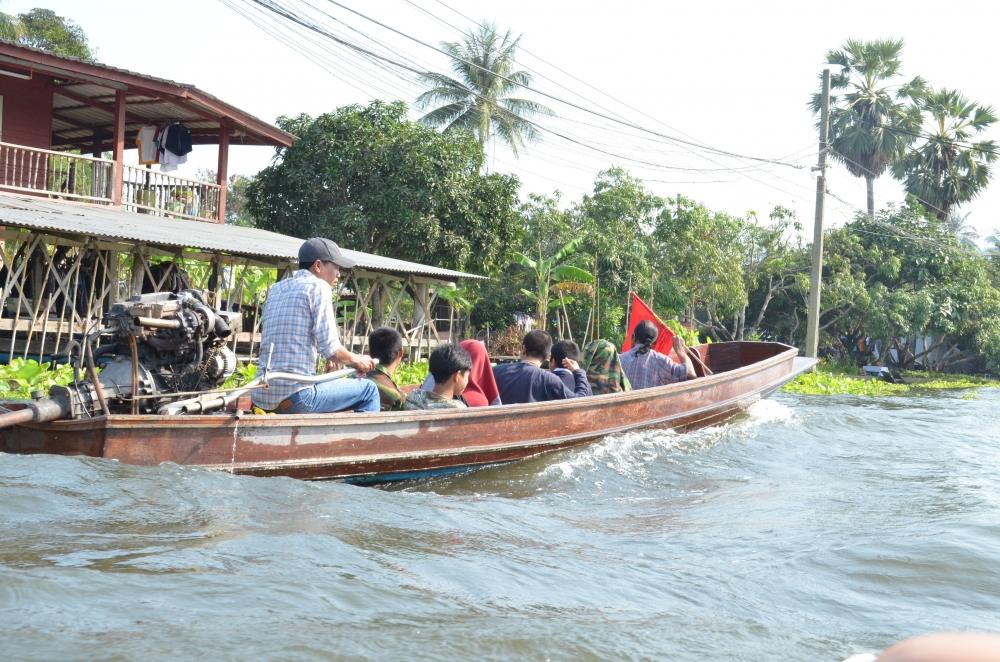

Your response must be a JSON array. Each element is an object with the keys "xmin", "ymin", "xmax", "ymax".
[{"xmin": 16, "ymin": 342, "xmax": 800, "ymax": 431}]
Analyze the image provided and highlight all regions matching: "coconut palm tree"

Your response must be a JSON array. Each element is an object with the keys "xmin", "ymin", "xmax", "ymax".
[
  {"xmin": 416, "ymin": 21, "xmax": 553, "ymax": 157},
  {"xmin": 812, "ymin": 39, "xmax": 925, "ymax": 218},
  {"xmin": 943, "ymin": 209, "xmax": 979, "ymax": 248},
  {"xmin": 892, "ymin": 88, "xmax": 997, "ymax": 220}
]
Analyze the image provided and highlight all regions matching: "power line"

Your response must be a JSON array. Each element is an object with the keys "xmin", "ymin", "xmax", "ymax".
[
  {"xmin": 317, "ymin": 0, "xmax": 807, "ymax": 169},
  {"xmin": 228, "ymin": 0, "xmax": 858, "ymax": 220},
  {"xmin": 233, "ymin": 0, "xmax": 820, "ymax": 184}
]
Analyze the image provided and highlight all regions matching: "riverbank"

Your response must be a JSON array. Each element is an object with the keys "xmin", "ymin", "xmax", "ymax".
[{"xmin": 783, "ymin": 362, "xmax": 1000, "ymax": 396}]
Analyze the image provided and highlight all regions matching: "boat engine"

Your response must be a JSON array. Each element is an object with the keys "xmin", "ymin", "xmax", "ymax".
[{"xmin": 0, "ymin": 290, "xmax": 240, "ymax": 426}]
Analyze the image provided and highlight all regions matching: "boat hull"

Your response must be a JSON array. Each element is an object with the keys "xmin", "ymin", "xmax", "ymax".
[{"xmin": 0, "ymin": 342, "xmax": 815, "ymax": 481}]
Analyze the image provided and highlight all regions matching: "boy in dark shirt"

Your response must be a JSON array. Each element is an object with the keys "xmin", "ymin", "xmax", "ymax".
[
  {"xmin": 365, "ymin": 327, "xmax": 406, "ymax": 411},
  {"xmin": 550, "ymin": 339, "xmax": 592, "ymax": 396},
  {"xmin": 493, "ymin": 330, "xmax": 591, "ymax": 404}
]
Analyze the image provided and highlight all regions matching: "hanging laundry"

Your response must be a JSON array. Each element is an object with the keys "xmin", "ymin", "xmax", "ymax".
[
  {"xmin": 154, "ymin": 122, "xmax": 190, "ymax": 172},
  {"xmin": 164, "ymin": 123, "xmax": 193, "ymax": 157},
  {"xmin": 136, "ymin": 125, "xmax": 159, "ymax": 165}
]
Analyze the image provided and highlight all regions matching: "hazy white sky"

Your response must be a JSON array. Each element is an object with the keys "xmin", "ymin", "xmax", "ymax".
[{"xmin": 8, "ymin": 0, "xmax": 999, "ymax": 239}]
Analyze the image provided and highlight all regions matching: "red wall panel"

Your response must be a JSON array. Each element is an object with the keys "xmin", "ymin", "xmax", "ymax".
[
  {"xmin": 0, "ymin": 75, "xmax": 52, "ymax": 148},
  {"xmin": 1, "ymin": 75, "xmax": 53, "ymax": 190}
]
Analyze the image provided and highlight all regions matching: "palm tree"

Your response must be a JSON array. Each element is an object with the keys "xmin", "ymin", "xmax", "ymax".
[
  {"xmin": 812, "ymin": 39, "xmax": 925, "ymax": 217},
  {"xmin": 943, "ymin": 209, "xmax": 979, "ymax": 248},
  {"xmin": 892, "ymin": 88, "xmax": 997, "ymax": 220},
  {"xmin": 416, "ymin": 21, "xmax": 553, "ymax": 156}
]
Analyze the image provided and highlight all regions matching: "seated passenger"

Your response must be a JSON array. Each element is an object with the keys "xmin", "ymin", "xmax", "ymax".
[
  {"xmin": 405, "ymin": 344, "xmax": 471, "ymax": 410},
  {"xmin": 418, "ymin": 339, "xmax": 501, "ymax": 406},
  {"xmin": 551, "ymin": 339, "xmax": 592, "ymax": 396},
  {"xmin": 365, "ymin": 327, "xmax": 406, "ymax": 411},
  {"xmin": 459, "ymin": 339, "xmax": 501, "ymax": 406},
  {"xmin": 619, "ymin": 320, "xmax": 696, "ymax": 389},
  {"xmin": 581, "ymin": 339, "xmax": 632, "ymax": 395},
  {"xmin": 492, "ymin": 330, "xmax": 590, "ymax": 404}
]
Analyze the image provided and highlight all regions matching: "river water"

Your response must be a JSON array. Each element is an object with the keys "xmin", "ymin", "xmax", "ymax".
[{"xmin": 2, "ymin": 388, "xmax": 999, "ymax": 660}]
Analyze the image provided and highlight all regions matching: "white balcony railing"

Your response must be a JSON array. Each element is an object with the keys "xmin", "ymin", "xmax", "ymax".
[
  {"xmin": 0, "ymin": 141, "xmax": 115, "ymax": 203},
  {"xmin": 0, "ymin": 141, "xmax": 222, "ymax": 222},
  {"xmin": 121, "ymin": 164, "xmax": 221, "ymax": 222}
]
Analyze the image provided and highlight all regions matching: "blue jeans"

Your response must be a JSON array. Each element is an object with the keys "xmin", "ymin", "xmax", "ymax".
[{"xmin": 286, "ymin": 379, "xmax": 380, "ymax": 414}]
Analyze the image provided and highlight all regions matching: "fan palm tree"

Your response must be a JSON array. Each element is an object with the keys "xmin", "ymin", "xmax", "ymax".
[
  {"xmin": 812, "ymin": 39, "xmax": 925, "ymax": 218},
  {"xmin": 892, "ymin": 88, "xmax": 997, "ymax": 220},
  {"xmin": 416, "ymin": 21, "xmax": 553, "ymax": 157}
]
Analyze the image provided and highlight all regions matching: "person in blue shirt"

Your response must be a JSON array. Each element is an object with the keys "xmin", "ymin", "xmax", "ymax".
[{"xmin": 493, "ymin": 330, "xmax": 591, "ymax": 404}]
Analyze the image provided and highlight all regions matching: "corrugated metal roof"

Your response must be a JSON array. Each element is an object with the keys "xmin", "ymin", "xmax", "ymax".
[{"xmin": 0, "ymin": 193, "xmax": 484, "ymax": 282}]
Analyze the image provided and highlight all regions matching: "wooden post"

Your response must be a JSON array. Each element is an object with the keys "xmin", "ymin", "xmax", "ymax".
[
  {"xmin": 209, "ymin": 255, "xmax": 222, "ymax": 307},
  {"xmin": 112, "ymin": 90, "xmax": 126, "ymax": 207},
  {"xmin": 91, "ymin": 130, "xmax": 103, "ymax": 199},
  {"xmin": 130, "ymin": 249, "xmax": 146, "ymax": 296},
  {"xmin": 805, "ymin": 69, "xmax": 831, "ymax": 359},
  {"xmin": 216, "ymin": 119, "xmax": 230, "ymax": 224}
]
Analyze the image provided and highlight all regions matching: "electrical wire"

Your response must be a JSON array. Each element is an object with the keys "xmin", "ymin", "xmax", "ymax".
[
  {"xmin": 315, "ymin": 0, "xmax": 808, "ymax": 169},
  {"xmin": 224, "ymin": 0, "xmax": 862, "ymax": 222}
]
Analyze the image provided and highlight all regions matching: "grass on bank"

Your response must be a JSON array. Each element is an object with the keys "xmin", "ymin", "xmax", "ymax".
[{"xmin": 782, "ymin": 361, "xmax": 1000, "ymax": 396}]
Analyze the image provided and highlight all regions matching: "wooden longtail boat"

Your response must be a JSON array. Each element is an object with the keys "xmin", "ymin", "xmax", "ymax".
[{"xmin": 0, "ymin": 342, "xmax": 815, "ymax": 483}]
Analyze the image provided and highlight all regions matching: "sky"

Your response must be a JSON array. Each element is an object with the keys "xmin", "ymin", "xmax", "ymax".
[{"xmin": 6, "ymin": 0, "xmax": 999, "ymax": 241}]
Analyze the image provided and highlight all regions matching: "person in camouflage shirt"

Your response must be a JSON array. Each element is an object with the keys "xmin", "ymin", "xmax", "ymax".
[
  {"xmin": 581, "ymin": 339, "xmax": 631, "ymax": 395},
  {"xmin": 365, "ymin": 327, "xmax": 406, "ymax": 411}
]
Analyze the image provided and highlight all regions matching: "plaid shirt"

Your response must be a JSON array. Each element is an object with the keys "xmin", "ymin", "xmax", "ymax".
[
  {"xmin": 252, "ymin": 269, "xmax": 344, "ymax": 410},
  {"xmin": 619, "ymin": 346, "xmax": 688, "ymax": 389}
]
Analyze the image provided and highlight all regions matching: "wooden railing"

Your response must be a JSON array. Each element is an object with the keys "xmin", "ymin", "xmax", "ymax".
[
  {"xmin": 0, "ymin": 142, "xmax": 222, "ymax": 222},
  {"xmin": 0, "ymin": 141, "xmax": 115, "ymax": 203},
  {"xmin": 121, "ymin": 165, "xmax": 221, "ymax": 221}
]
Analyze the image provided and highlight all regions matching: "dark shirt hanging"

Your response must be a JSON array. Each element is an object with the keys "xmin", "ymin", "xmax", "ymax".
[{"xmin": 164, "ymin": 123, "xmax": 193, "ymax": 156}]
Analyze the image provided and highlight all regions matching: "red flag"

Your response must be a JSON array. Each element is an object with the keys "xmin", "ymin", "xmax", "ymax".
[{"xmin": 622, "ymin": 292, "xmax": 674, "ymax": 356}]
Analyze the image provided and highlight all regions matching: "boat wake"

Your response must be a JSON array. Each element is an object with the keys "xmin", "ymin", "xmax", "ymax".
[{"xmin": 539, "ymin": 398, "xmax": 798, "ymax": 486}]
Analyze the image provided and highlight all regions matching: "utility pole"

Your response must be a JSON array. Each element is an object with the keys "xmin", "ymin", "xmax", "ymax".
[{"xmin": 805, "ymin": 69, "xmax": 831, "ymax": 359}]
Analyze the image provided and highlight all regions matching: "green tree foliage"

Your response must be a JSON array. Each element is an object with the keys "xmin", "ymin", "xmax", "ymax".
[
  {"xmin": 574, "ymin": 168, "xmax": 661, "ymax": 338},
  {"xmin": 813, "ymin": 203, "xmax": 1000, "ymax": 369},
  {"xmin": 0, "ymin": 8, "xmax": 93, "ymax": 60},
  {"xmin": 813, "ymin": 38, "xmax": 924, "ymax": 217},
  {"xmin": 653, "ymin": 198, "xmax": 805, "ymax": 342},
  {"xmin": 224, "ymin": 174, "xmax": 255, "ymax": 227},
  {"xmin": 893, "ymin": 88, "xmax": 997, "ymax": 220},
  {"xmin": 513, "ymin": 236, "xmax": 593, "ymax": 329},
  {"xmin": 0, "ymin": 11, "xmax": 24, "ymax": 41},
  {"xmin": 416, "ymin": 21, "xmax": 553, "ymax": 156},
  {"xmin": 245, "ymin": 101, "xmax": 520, "ymax": 276}
]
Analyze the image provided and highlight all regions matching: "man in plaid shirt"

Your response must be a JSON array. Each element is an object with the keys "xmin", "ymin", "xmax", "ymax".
[{"xmin": 252, "ymin": 238, "xmax": 379, "ymax": 414}]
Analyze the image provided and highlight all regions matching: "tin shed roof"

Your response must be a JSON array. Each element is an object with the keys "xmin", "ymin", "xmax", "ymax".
[{"xmin": 0, "ymin": 193, "xmax": 483, "ymax": 282}]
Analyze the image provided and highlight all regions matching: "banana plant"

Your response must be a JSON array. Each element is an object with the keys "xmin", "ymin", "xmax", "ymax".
[
  {"xmin": 432, "ymin": 283, "xmax": 474, "ymax": 340},
  {"xmin": 513, "ymin": 236, "xmax": 594, "ymax": 330}
]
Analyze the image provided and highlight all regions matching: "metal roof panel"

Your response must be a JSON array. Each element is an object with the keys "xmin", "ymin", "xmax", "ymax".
[{"xmin": 0, "ymin": 193, "xmax": 483, "ymax": 282}]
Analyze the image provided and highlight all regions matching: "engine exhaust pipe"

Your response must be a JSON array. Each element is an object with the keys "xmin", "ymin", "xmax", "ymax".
[{"xmin": 0, "ymin": 399, "xmax": 66, "ymax": 430}]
